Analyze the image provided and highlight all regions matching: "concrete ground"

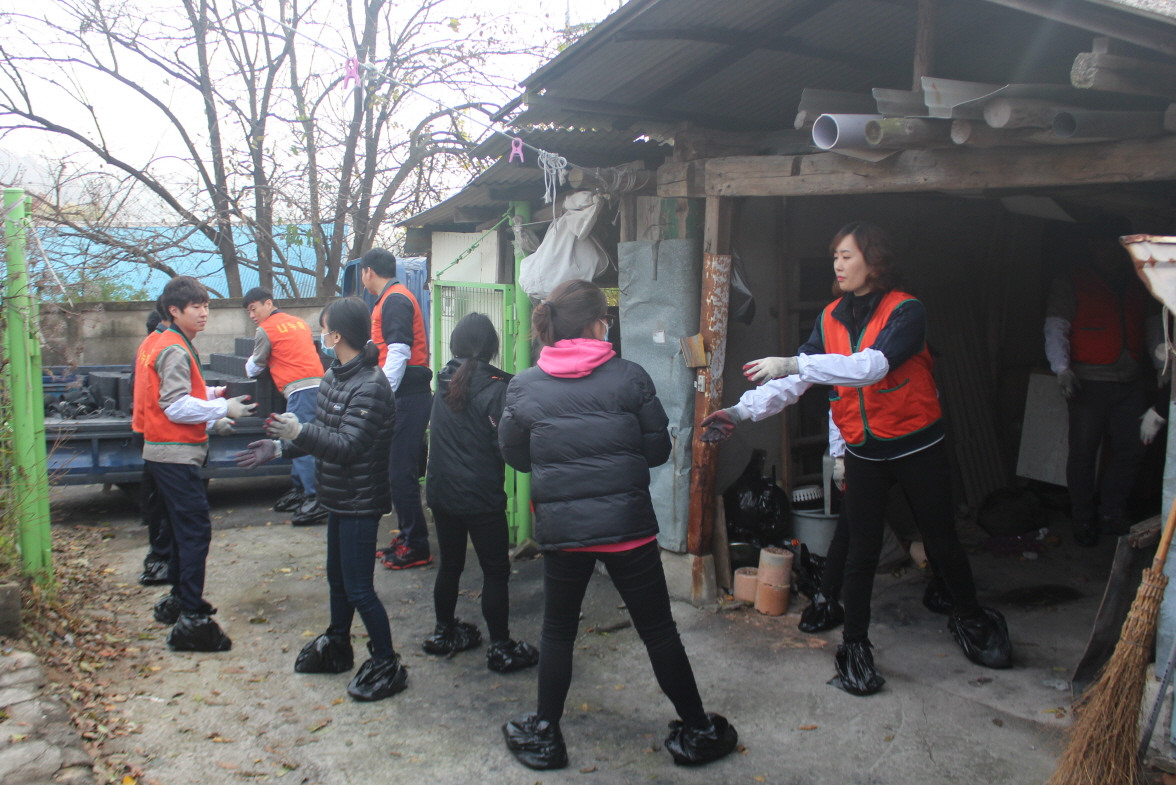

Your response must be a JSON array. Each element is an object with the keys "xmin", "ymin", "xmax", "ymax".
[{"xmin": 46, "ymin": 477, "xmax": 1116, "ymax": 785}]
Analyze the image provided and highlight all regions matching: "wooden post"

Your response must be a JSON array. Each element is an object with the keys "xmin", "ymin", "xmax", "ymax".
[
  {"xmin": 688, "ymin": 196, "xmax": 733, "ymax": 561},
  {"xmin": 913, "ymin": 0, "xmax": 936, "ymax": 90}
]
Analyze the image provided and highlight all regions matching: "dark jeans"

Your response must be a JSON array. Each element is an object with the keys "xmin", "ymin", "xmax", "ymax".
[
  {"xmin": 842, "ymin": 442, "xmax": 980, "ymax": 642},
  {"xmin": 326, "ymin": 513, "xmax": 395, "ymax": 659},
  {"xmin": 389, "ymin": 391, "xmax": 432, "ymax": 551},
  {"xmin": 818, "ymin": 507, "xmax": 849, "ymax": 599},
  {"xmin": 145, "ymin": 461, "xmax": 213, "ymax": 615},
  {"xmin": 286, "ymin": 388, "xmax": 317, "ymax": 497},
  {"xmin": 1066, "ymin": 379, "xmax": 1147, "ymax": 525},
  {"xmin": 140, "ymin": 462, "xmax": 172, "ymax": 564},
  {"xmin": 537, "ymin": 542, "xmax": 708, "ymax": 729},
  {"xmin": 433, "ymin": 509, "xmax": 511, "ymax": 641}
]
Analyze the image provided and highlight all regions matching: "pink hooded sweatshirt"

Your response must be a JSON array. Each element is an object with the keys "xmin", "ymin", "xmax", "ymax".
[{"xmin": 536, "ymin": 338, "xmax": 658, "ymax": 554}]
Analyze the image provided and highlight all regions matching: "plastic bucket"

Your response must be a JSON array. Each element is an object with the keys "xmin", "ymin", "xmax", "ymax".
[{"xmin": 791, "ymin": 509, "xmax": 839, "ymax": 557}]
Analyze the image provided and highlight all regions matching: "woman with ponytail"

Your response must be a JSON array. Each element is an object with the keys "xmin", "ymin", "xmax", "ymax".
[
  {"xmin": 497, "ymin": 280, "xmax": 737, "ymax": 771},
  {"xmin": 235, "ymin": 297, "xmax": 405, "ymax": 702},
  {"xmin": 422, "ymin": 312, "xmax": 539, "ymax": 671}
]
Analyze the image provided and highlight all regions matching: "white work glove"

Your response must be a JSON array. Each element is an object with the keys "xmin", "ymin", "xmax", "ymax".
[
  {"xmin": 1057, "ymin": 369, "xmax": 1081, "ymax": 401},
  {"xmin": 210, "ymin": 386, "xmax": 227, "ymax": 399},
  {"xmin": 210, "ymin": 417, "xmax": 235, "ymax": 436},
  {"xmin": 226, "ymin": 395, "xmax": 258, "ymax": 419},
  {"xmin": 234, "ymin": 439, "xmax": 282, "ymax": 469},
  {"xmin": 1141, "ymin": 407, "xmax": 1166, "ymax": 445},
  {"xmin": 743, "ymin": 356, "xmax": 800, "ymax": 385},
  {"xmin": 265, "ymin": 411, "xmax": 302, "ymax": 441},
  {"xmin": 832, "ymin": 456, "xmax": 845, "ymax": 492}
]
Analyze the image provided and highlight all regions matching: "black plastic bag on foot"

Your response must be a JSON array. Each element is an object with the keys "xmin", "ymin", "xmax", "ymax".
[
  {"xmin": 139, "ymin": 557, "xmax": 170, "ymax": 586},
  {"xmin": 665, "ymin": 712, "xmax": 738, "ymax": 766},
  {"xmin": 502, "ymin": 713, "xmax": 568, "ymax": 770},
  {"xmin": 167, "ymin": 613, "xmax": 231, "ymax": 652},
  {"xmin": 153, "ymin": 594, "xmax": 181, "ymax": 625},
  {"xmin": 948, "ymin": 607, "xmax": 1013, "ymax": 669},
  {"xmin": 347, "ymin": 644, "xmax": 407, "ymax": 701},
  {"xmin": 922, "ymin": 575, "xmax": 953, "ymax": 615},
  {"xmin": 295, "ymin": 632, "xmax": 353, "ymax": 674},
  {"xmin": 828, "ymin": 639, "xmax": 885, "ymax": 696},
  {"xmin": 487, "ymin": 639, "xmax": 539, "ymax": 673},
  {"xmin": 422, "ymin": 619, "xmax": 482, "ymax": 655},
  {"xmin": 798, "ymin": 592, "xmax": 844, "ymax": 633}
]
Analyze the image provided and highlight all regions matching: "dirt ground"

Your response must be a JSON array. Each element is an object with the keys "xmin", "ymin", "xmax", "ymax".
[{"xmin": 23, "ymin": 476, "xmax": 1116, "ymax": 785}]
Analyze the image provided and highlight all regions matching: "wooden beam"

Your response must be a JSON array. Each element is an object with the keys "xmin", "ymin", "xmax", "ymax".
[
  {"xmin": 453, "ymin": 207, "xmax": 504, "ymax": 224},
  {"xmin": 694, "ymin": 135, "xmax": 1176, "ymax": 197},
  {"xmin": 567, "ymin": 163, "xmax": 655, "ymax": 194},
  {"xmin": 1072, "ymin": 51, "xmax": 1176, "ymax": 100},
  {"xmin": 979, "ymin": 0, "xmax": 1176, "ymax": 58},
  {"xmin": 688, "ymin": 197, "xmax": 734, "ymax": 558},
  {"xmin": 912, "ymin": 0, "xmax": 936, "ymax": 91},
  {"xmin": 657, "ymin": 160, "xmax": 707, "ymax": 198}
]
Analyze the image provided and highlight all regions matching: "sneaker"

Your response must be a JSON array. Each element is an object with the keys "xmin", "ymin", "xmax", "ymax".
[
  {"xmin": 922, "ymin": 576, "xmax": 953, "ymax": 615},
  {"xmin": 291, "ymin": 497, "xmax": 328, "ymax": 526},
  {"xmin": 798, "ymin": 592, "xmax": 844, "ymax": 633},
  {"xmin": 829, "ymin": 638, "xmax": 885, "ymax": 696},
  {"xmin": 502, "ymin": 713, "xmax": 568, "ymax": 770},
  {"xmin": 422, "ymin": 619, "xmax": 482, "ymax": 655},
  {"xmin": 665, "ymin": 712, "xmax": 738, "ymax": 766},
  {"xmin": 375, "ymin": 532, "xmax": 405, "ymax": 560},
  {"xmin": 273, "ymin": 487, "xmax": 304, "ymax": 513},
  {"xmin": 487, "ymin": 639, "xmax": 539, "ymax": 673},
  {"xmin": 167, "ymin": 613, "xmax": 232, "ymax": 652},
  {"xmin": 347, "ymin": 643, "xmax": 408, "ymax": 702},
  {"xmin": 153, "ymin": 594, "xmax": 181, "ymax": 625},
  {"xmin": 382, "ymin": 543, "xmax": 432, "ymax": 570},
  {"xmin": 139, "ymin": 556, "xmax": 171, "ymax": 586},
  {"xmin": 949, "ymin": 607, "xmax": 1013, "ymax": 669},
  {"xmin": 294, "ymin": 632, "xmax": 354, "ymax": 674}
]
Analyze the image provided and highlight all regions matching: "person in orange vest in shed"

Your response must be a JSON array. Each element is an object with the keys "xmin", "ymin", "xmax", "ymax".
[
  {"xmin": 1044, "ymin": 215, "xmax": 1164, "ymax": 548},
  {"xmin": 243, "ymin": 288, "xmax": 326, "ymax": 525},
  {"xmin": 361, "ymin": 249, "xmax": 435, "ymax": 570}
]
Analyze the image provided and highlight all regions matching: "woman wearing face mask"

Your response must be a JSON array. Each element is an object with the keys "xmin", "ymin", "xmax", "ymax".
[
  {"xmin": 700, "ymin": 222, "xmax": 1012, "ymax": 696},
  {"xmin": 498, "ymin": 279, "xmax": 737, "ymax": 771},
  {"xmin": 235, "ymin": 297, "xmax": 405, "ymax": 702}
]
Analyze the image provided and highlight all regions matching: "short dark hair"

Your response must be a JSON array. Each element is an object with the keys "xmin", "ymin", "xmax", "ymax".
[
  {"xmin": 829, "ymin": 221, "xmax": 901, "ymax": 294},
  {"xmin": 320, "ymin": 297, "xmax": 379, "ymax": 366},
  {"xmin": 360, "ymin": 248, "xmax": 397, "ymax": 279},
  {"xmin": 160, "ymin": 276, "xmax": 209, "ymax": 318},
  {"xmin": 243, "ymin": 287, "xmax": 274, "ymax": 308},
  {"xmin": 146, "ymin": 310, "xmax": 163, "ymax": 334}
]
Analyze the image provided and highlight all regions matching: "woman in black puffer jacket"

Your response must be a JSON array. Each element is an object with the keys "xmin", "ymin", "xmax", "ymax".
[
  {"xmin": 497, "ymin": 280, "xmax": 737, "ymax": 772},
  {"xmin": 235, "ymin": 297, "xmax": 405, "ymax": 703},
  {"xmin": 422, "ymin": 313, "xmax": 538, "ymax": 672}
]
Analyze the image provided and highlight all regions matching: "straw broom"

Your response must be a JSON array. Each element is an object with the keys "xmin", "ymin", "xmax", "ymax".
[{"xmin": 1048, "ymin": 500, "xmax": 1176, "ymax": 785}]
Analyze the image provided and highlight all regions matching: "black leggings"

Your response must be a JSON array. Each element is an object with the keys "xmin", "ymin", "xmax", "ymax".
[
  {"xmin": 536, "ymin": 541, "xmax": 708, "ymax": 729},
  {"xmin": 842, "ymin": 441, "xmax": 980, "ymax": 641},
  {"xmin": 432, "ymin": 510, "xmax": 511, "ymax": 642}
]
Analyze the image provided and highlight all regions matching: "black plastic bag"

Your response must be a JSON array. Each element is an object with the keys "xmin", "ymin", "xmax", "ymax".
[
  {"xmin": 977, "ymin": 487, "xmax": 1044, "ymax": 537},
  {"xmin": 922, "ymin": 575, "xmax": 953, "ymax": 615},
  {"xmin": 948, "ymin": 607, "xmax": 1013, "ymax": 669},
  {"xmin": 347, "ymin": 643, "xmax": 408, "ymax": 701},
  {"xmin": 665, "ymin": 712, "xmax": 739, "ymax": 767},
  {"xmin": 502, "ymin": 713, "xmax": 568, "ymax": 770},
  {"xmin": 168, "ymin": 613, "xmax": 232, "ymax": 652},
  {"xmin": 828, "ymin": 639, "xmax": 885, "ymax": 696},
  {"xmin": 785, "ymin": 541, "xmax": 826, "ymax": 600},
  {"xmin": 798, "ymin": 591, "xmax": 844, "ymax": 633},
  {"xmin": 722, "ymin": 450, "xmax": 790, "ymax": 548},
  {"xmin": 729, "ymin": 248, "xmax": 756, "ymax": 326},
  {"xmin": 295, "ymin": 632, "xmax": 354, "ymax": 674}
]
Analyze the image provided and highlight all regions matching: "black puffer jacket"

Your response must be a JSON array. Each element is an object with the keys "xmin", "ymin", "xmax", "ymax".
[
  {"xmin": 498, "ymin": 356, "xmax": 671, "ymax": 549},
  {"xmin": 286, "ymin": 353, "xmax": 395, "ymax": 516},
  {"xmin": 426, "ymin": 358, "xmax": 511, "ymax": 515}
]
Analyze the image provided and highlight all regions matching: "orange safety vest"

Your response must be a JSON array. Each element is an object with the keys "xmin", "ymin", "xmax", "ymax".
[
  {"xmin": 822, "ymin": 290, "xmax": 942, "ymax": 447},
  {"xmin": 131, "ymin": 329, "xmax": 164, "ymax": 434},
  {"xmin": 1070, "ymin": 268, "xmax": 1147, "ymax": 366},
  {"xmin": 141, "ymin": 327, "xmax": 209, "ymax": 448},
  {"xmin": 259, "ymin": 311, "xmax": 323, "ymax": 393},
  {"xmin": 371, "ymin": 281, "xmax": 429, "ymax": 368}
]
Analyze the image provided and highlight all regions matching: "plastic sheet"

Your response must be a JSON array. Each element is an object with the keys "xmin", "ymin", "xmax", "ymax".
[
  {"xmin": 152, "ymin": 594, "xmax": 180, "ymax": 625},
  {"xmin": 949, "ymin": 607, "xmax": 1013, "ymax": 669},
  {"xmin": 294, "ymin": 633, "xmax": 354, "ymax": 674},
  {"xmin": 168, "ymin": 613, "xmax": 232, "ymax": 652},
  {"xmin": 787, "ymin": 541, "xmax": 826, "ymax": 600},
  {"xmin": 139, "ymin": 557, "xmax": 170, "ymax": 586},
  {"xmin": 922, "ymin": 576, "xmax": 953, "ymax": 615},
  {"xmin": 487, "ymin": 639, "xmax": 539, "ymax": 673},
  {"xmin": 798, "ymin": 592, "xmax": 845, "ymax": 633},
  {"xmin": 502, "ymin": 713, "xmax": 569, "ymax": 770},
  {"xmin": 422, "ymin": 619, "xmax": 482, "ymax": 655},
  {"xmin": 729, "ymin": 249, "xmax": 756, "ymax": 326},
  {"xmin": 347, "ymin": 645, "xmax": 408, "ymax": 701},
  {"xmin": 829, "ymin": 639, "xmax": 885, "ymax": 696},
  {"xmin": 665, "ymin": 712, "xmax": 739, "ymax": 767},
  {"xmin": 722, "ymin": 450, "xmax": 791, "ymax": 548}
]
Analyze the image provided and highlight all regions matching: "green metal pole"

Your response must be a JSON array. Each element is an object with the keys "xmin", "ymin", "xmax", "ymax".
[
  {"xmin": 4, "ymin": 188, "xmax": 50, "ymax": 579},
  {"xmin": 25, "ymin": 198, "xmax": 51, "ymax": 576},
  {"xmin": 511, "ymin": 201, "xmax": 533, "ymax": 545}
]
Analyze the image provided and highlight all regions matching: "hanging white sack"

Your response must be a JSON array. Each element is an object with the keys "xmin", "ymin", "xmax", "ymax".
[{"xmin": 518, "ymin": 191, "xmax": 610, "ymax": 299}]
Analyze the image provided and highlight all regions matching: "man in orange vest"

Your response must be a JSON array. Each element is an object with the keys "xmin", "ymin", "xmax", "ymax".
[
  {"xmin": 145, "ymin": 276, "xmax": 256, "ymax": 652},
  {"xmin": 361, "ymin": 249, "xmax": 434, "ymax": 570},
  {"xmin": 1044, "ymin": 216, "xmax": 1163, "ymax": 547},
  {"xmin": 243, "ymin": 288, "xmax": 325, "ymax": 525}
]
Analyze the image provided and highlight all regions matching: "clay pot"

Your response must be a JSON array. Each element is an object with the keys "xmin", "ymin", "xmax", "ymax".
[
  {"xmin": 755, "ymin": 581, "xmax": 790, "ymax": 616},
  {"xmin": 757, "ymin": 546, "xmax": 794, "ymax": 588},
  {"xmin": 733, "ymin": 567, "xmax": 759, "ymax": 603}
]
